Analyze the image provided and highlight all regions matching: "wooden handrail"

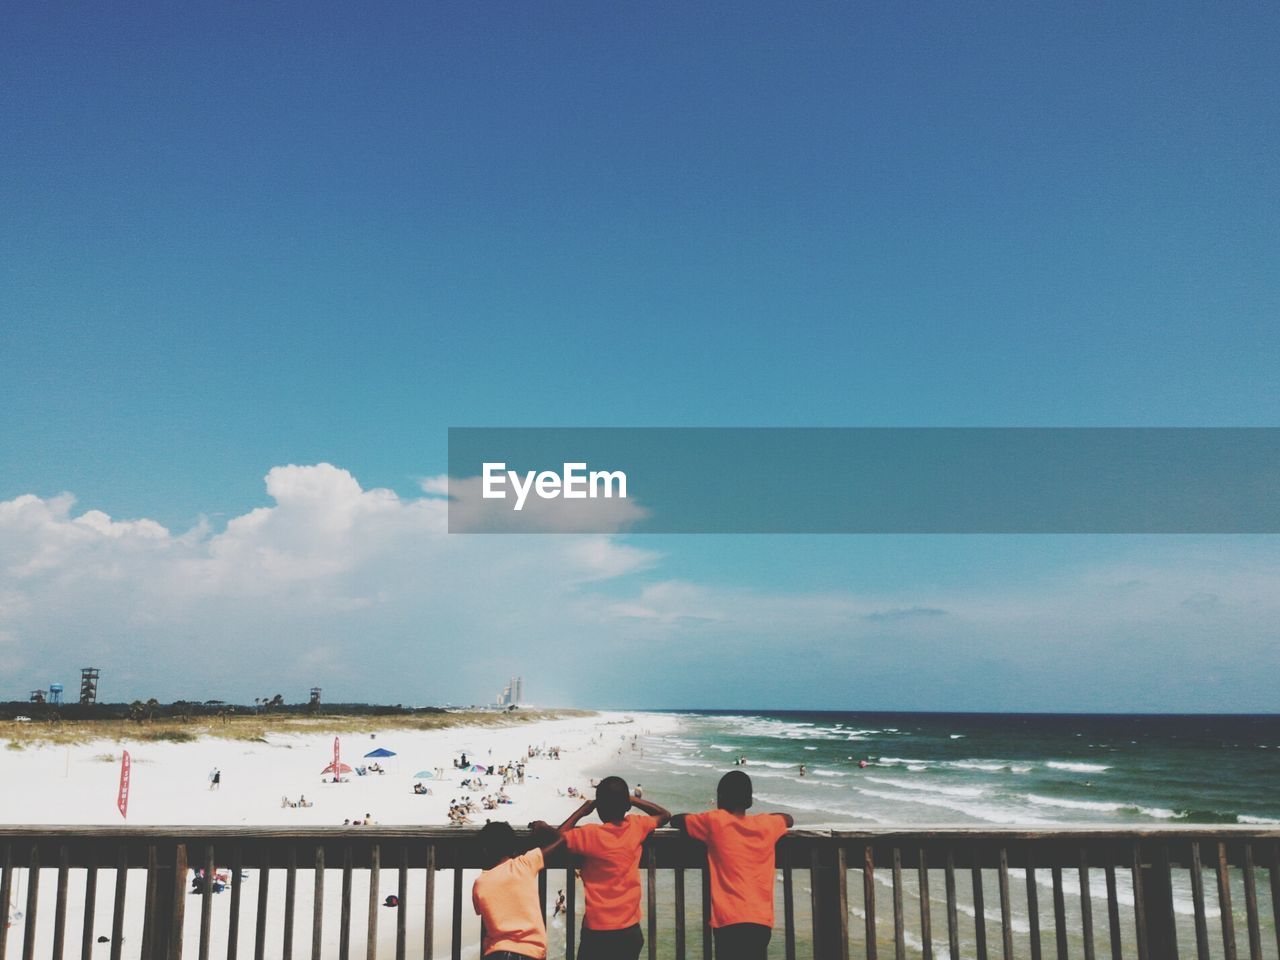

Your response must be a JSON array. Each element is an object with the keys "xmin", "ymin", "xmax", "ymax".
[{"xmin": 0, "ymin": 826, "xmax": 1276, "ymax": 959}]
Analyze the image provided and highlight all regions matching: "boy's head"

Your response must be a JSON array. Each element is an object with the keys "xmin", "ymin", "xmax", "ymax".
[
  {"xmin": 717, "ymin": 770, "xmax": 753, "ymax": 811},
  {"xmin": 477, "ymin": 821, "xmax": 520, "ymax": 868},
  {"xmin": 595, "ymin": 776, "xmax": 631, "ymax": 822}
]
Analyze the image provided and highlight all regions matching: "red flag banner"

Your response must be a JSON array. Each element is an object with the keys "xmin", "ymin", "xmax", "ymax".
[
  {"xmin": 117, "ymin": 750, "xmax": 131, "ymax": 819},
  {"xmin": 333, "ymin": 737, "xmax": 340, "ymax": 770}
]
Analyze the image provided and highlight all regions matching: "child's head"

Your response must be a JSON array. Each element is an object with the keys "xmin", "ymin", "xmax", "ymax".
[
  {"xmin": 595, "ymin": 776, "xmax": 631, "ymax": 821},
  {"xmin": 477, "ymin": 821, "xmax": 520, "ymax": 868},
  {"xmin": 717, "ymin": 770, "xmax": 753, "ymax": 811}
]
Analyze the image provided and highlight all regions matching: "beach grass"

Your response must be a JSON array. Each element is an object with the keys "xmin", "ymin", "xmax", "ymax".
[{"xmin": 0, "ymin": 708, "xmax": 595, "ymax": 748}]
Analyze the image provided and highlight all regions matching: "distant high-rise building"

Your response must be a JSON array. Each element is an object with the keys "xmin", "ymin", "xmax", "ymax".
[{"xmin": 494, "ymin": 676, "xmax": 525, "ymax": 707}]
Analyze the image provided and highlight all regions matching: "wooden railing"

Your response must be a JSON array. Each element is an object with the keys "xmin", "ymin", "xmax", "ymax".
[{"xmin": 0, "ymin": 825, "xmax": 1277, "ymax": 959}]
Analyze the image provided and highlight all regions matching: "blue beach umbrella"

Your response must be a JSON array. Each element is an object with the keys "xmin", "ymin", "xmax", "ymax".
[
  {"xmin": 412, "ymin": 770, "xmax": 436, "ymax": 779},
  {"xmin": 364, "ymin": 748, "xmax": 397, "ymax": 758}
]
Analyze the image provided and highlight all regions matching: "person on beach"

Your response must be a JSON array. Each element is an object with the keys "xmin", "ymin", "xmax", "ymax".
[
  {"xmin": 472, "ymin": 821, "xmax": 564, "ymax": 960},
  {"xmin": 671, "ymin": 771, "xmax": 794, "ymax": 960},
  {"xmin": 531, "ymin": 776, "xmax": 671, "ymax": 960}
]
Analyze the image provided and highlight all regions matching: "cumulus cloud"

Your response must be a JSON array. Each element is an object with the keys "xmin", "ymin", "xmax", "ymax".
[
  {"xmin": 1, "ymin": 466, "xmax": 1277, "ymax": 710},
  {"xmin": 0, "ymin": 465, "xmax": 657, "ymax": 704}
]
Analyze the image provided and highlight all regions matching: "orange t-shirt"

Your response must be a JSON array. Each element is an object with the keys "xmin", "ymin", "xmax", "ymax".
[
  {"xmin": 564, "ymin": 814, "xmax": 659, "ymax": 930},
  {"xmin": 472, "ymin": 848, "xmax": 547, "ymax": 958},
  {"xmin": 683, "ymin": 810, "xmax": 789, "ymax": 928}
]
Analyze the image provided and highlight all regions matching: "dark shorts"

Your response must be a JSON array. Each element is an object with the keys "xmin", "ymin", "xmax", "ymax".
[
  {"xmin": 578, "ymin": 922, "xmax": 643, "ymax": 960},
  {"xmin": 713, "ymin": 923, "xmax": 772, "ymax": 960}
]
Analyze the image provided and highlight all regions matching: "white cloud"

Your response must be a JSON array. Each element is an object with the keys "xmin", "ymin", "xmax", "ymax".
[
  {"xmin": 0, "ymin": 464, "xmax": 657, "ymax": 704},
  {"xmin": 1, "ymin": 466, "xmax": 1277, "ymax": 710}
]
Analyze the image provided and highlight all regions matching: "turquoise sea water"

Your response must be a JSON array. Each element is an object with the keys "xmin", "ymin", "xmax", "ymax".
[
  {"xmin": 571, "ymin": 711, "xmax": 1280, "ymax": 959},
  {"xmin": 602, "ymin": 711, "xmax": 1280, "ymax": 827}
]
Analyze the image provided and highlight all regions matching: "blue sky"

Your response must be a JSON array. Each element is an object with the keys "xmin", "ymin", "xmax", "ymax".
[{"xmin": 1, "ymin": 3, "xmax": 1277, "ymax": 708}]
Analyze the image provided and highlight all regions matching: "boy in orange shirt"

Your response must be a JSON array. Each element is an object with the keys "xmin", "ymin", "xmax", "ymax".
[
  {"xmin": 672, "ymin": 771, "xmax": 794, "ymax": 960},
  {"xmin": 472, "ymin": 821, "xmax": 564, "ymax": 960},
  {"xmin": 531, "ymin": 776, "xmax": 671, "ymax": 960}
]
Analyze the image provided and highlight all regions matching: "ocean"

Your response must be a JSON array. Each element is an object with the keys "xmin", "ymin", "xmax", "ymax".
[
  {"xmin": 609, "ymin": 711, "xmax": 1280, "ymax": 827},
  {"xmin": 569, "ymin": 711, "xmax": 1280, "ymax": 958}
]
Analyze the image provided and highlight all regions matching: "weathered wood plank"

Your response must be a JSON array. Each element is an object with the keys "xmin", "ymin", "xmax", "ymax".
[
  {"xmin": 367, "ymin": 843, "xmax": 381, "ymax": 960},
  {"xmin": 0, "ymin": 842, "xmax": 11, "ymax": 960},
  {"xmin": 396, "ymin": 845, "xmax": 408, "ymax": 960},
  {"xmin": 450, "ymin": 868, "xmax": 461, "ymax": 960},
  {"xmin": 892, "ymin": 847, "xmax": 905, "ymax": 960},
  {"xmin": 700, "ymin": 863, "xmax": 710, "ymax": 960},
  {"xmin": 943, "ymin": 849, "xmax": 958, "ymax": 960},
  {"xmin": 310, "ymin": 846, "xmax": 324, "ymax": 960},
  {"xmin": 971, "ymin": 852, "xmax": 988, "ymax": 960},
  {"xmin": 422, "ymin": 845, "xmax": 434, "ymax": 960},
  {"xmin": 646, "ymin": 846, "xmax": 658, "ymax": 960},
  {"xmin": 997, "ymin": 847, "xmax": 1013, "ymax": 960},
  {"xmin": 918, "ymin": 848, "xmax": 933, "ymax": 960},
  {"xmin": 1104, "ymin": 865, "xmax": 1122, "ymax": 960},
  {"xmin": 199, "ymin": 843, "xmax": 215, "ymax": 960},
  {"xmin": 171, "ymin": 842, "xmax": 189, "ymax": 960},
  {"xmin": 1025, "ymin": 849, "xmax": 1041, "ymax": 960},
  {"xmin": 1216, "ymin": 841, "xmax": 1237, "ymax": 960},
  {"xmin": 252, "ymin": 850, "xmax": 270, "ymax": 960},
  {"xmin": 675, "ymin": 866, "xmax": 688, "ymax": 960},
  {"xmin": 285, "ymin": 846, "xmax": 299, "ymax": 960},
  {"xmin": 1130, "ymin": 844, "xmax": 1149, "ymax": 960},
  {"xmin": 566, "ymin": 866, "xmax": 577, "ymax": 960},
  {"xmin": 109, "ymin": 845, "xmax": 127, "ymax": 960},
  {"xmin": 1051, "ymin": 866, "xmax": 1067, "ymax": 960},
  {"xmin": 340, "ymin": 846, "xmax": 353, "ymax": 960},
  {"xmin": 863, "ymin": 845, "xmax": 878, "ymax": 960},
  {"xmin": 836, "ymin": 845, "xmax": 850, "ymax": 960},
  {"xmin": 1079, "ymin": 849, "xmax": 1096, "ymax": 960},
  {"xmin": 80, "ymin": 859, "xmax": 97, "ymax": 960},
  {"xmin": 53, "ymin": 844, "xmax": 70, "ymax": 960},
  {"xmin": 227, "ymin": 845, "xmax": 243, "ymax": 960},
  {"xmin": 1191, "ymin": 840, "xmax": 1210, "ymax": 960},
  {"xmin": 1240, "ymin": 844, "xmax": 1260, "ymax": 960},
  {"xmin": 52, "ymin": 849, "xmax": 71, "ymax": 960},
  {"xmin": 20, "ymin": 844, "xmax": 39, "ymax": 960}
]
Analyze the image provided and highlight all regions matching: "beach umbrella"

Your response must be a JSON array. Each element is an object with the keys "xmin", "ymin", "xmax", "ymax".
[
  {"xmin": 364, "ymin": 748, "xmax": 397, "ymax": 758},
  {"xmin": 412, "ymin": 770, "xmax": 436, "ymax": 779},
  {"xmin": 470, "ymin": 764, "xmax": 488, "ymax": 773},
  {"xmin": 322, "ymin": 762, "xmax": 353, "ymax": 776}
]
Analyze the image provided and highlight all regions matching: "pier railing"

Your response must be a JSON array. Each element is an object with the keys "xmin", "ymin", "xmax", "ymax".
[{"xmin": 1, "ymin": 825, "xmax": 1277, "ymax": 960}]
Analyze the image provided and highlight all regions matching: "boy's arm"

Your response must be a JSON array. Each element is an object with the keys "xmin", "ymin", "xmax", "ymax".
[
  {"xmin": 630, "ymin": 795, "xmax": 672, "ymax": 827},
  {"xmin": 776, "ymin": 813, "xmax": 796, "ymax": 829},
  {"xmin": 669, "ymin": 813, "xmax": 691, "ymax": 833},
  {"xmin": 529, "ymin": 799, "xmax": 594, "ymax": 838},
  {"xmin": 538, "ymin": 832, "xmax": 568, "ymax": 861}
]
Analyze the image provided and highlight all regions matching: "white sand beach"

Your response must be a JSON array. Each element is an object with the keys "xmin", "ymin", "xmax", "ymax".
[{"xmin": 1, "ymin": 710, "xmax": 681, "ymax": 958}]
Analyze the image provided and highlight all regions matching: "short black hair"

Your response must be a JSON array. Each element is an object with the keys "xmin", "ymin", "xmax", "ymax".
[
  {"xmin": 717, "ymin": 770, "xmax": 753, "ymax": 810},
  {"xmin": 477, "ymin": 821, "xmax": 519, "ymax": 867},
  {"xmin": 595, "ymin": 776, "xmax": 630, "ymax": 821}
]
